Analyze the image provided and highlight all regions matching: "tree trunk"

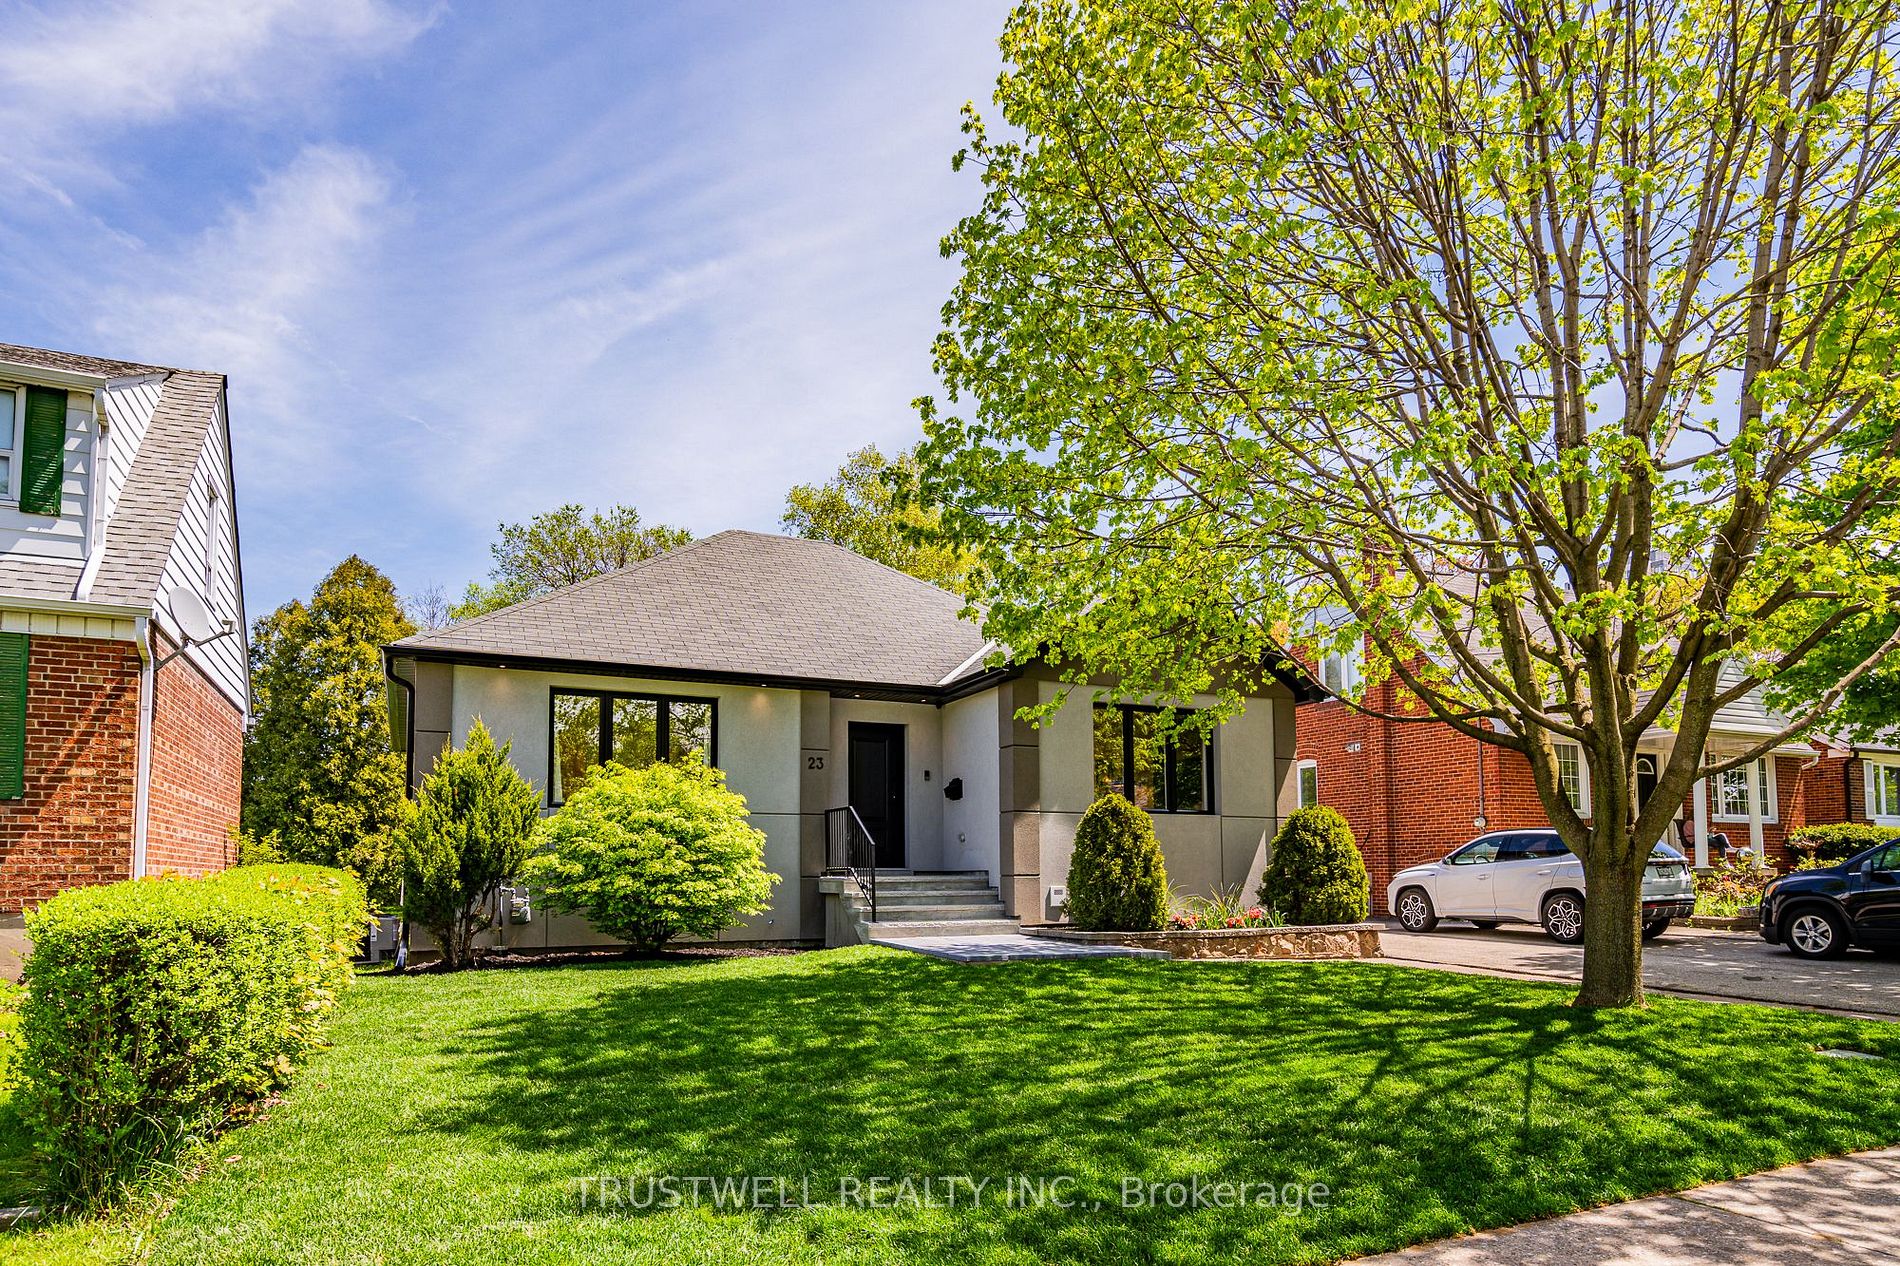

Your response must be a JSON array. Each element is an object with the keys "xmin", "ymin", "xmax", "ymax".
[{"xmin": 1575, "ymin": 844, "xmax": 1645, "ymax": 1007}]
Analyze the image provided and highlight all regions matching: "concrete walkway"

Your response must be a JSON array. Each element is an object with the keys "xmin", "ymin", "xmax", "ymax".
[
  {"xmin": 1350, "ymin": 1146, "xmax": 1900, "ymax": 1264},
  {"xmin": 867, "ymin": 932, "xmax": 1169, "ymax": 963}
]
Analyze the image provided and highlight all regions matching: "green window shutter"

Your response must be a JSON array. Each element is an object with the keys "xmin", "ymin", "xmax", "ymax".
[
  {"xmin": 0, "ymin": 633, "xmax": 28, "ymax": 799},
  {"xmin": 19, "ymin": 386, "xmax": 67, "ymax": 515}
]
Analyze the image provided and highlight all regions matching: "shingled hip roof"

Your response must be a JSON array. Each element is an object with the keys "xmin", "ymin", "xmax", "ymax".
[{"xmin": 390, "ymin": 530, "xmax": 994, "ymax": 691}]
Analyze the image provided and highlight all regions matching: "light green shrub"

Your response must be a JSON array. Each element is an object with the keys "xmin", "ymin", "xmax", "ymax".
[
  {"xmin": 1787, "ymin": 822, "xmax": 1899, "ymax": 864},
  {"xmin": 15, "ymin": 864, "xmax": 366, "ymax": 1207},
  {"xmin": 525, "ymin": 758, "xmax": 777, "ymax": 954}
]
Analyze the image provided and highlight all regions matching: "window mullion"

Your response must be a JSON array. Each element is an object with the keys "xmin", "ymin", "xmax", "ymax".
[
  {"xmin": 1122, "ymin": 707, "xmax": 1134, "ymax": 802},
  {"xmin": 1163, "ymin": 735, "xmax": 1177, "ymax": 813}
]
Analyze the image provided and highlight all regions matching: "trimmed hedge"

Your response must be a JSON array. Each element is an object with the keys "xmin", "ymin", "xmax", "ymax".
[
  {"xmin": 1787, "ymin": 822, "xmax": 1900, "ymax": 863},
  {"xmin": 1067, "ymin": 794, "xmax": 1169, "ymax": 931},
  {"xmin": 1258, "ymin": 806, "xmax": 1370, "ymax": 925},
  {"xmin": 16, "ymin": 864, "xmax": 366, "ymax": 1207}
]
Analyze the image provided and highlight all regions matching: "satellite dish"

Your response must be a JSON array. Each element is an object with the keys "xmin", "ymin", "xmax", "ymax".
[{"xmin": 166, "ymin": 586, "xmax": 218, "ymax": 644}]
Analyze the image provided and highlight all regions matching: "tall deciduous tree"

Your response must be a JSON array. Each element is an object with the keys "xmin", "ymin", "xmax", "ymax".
[
  {"xmin": 920, "ymin": 0, "xmax": 1900, "ymax": 1006},
  {"xmin": 781, "ymin": 443, "xmax": 977, "ymax": 588},
  {"xmin": 243, "ymin": 556, "xmax": 415, "ymax": 904},
  {"xmin": 451, "ymin": 504, "xmax": 692, "ymax": 620}
]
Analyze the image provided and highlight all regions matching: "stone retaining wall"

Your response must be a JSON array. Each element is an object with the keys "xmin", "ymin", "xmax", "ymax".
[{"xmin": 1025, "ymin": 923, "xmax": 1382, "ymax": 960}]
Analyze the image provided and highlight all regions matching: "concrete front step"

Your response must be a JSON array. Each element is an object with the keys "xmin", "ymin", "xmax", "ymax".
[
  {"xmin": 850, "ymin": 889, "xmax": 1004, "ymax": 907},
  {"xmin": 864, "ymin": 917, "xmax": 1023, "ymax": 938},
  {"xmin": 846, "ymin": 902, "xmax": 1009, "ymax": 921},
  {"xmin": 865, "ymin": 876, "xmax": 996, "ymax": 891}
]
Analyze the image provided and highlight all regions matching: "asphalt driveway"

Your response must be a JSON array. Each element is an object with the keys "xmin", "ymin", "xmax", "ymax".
[{"xmin": 1378, "ymin": 921, "xmax": 1900, "ymax": 1018}]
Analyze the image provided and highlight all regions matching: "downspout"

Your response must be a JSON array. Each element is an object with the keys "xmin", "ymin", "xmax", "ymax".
[
  {"xmin": 383, "ymin": 652, "xmax": 416, "ymax": 797},
  {"xmin": 383, "ymin": 652, "xmax": 416, "ymax": 970},
  {"xmin": 131, "ymin": 616, "xmax": 155, "ymax": 880}
]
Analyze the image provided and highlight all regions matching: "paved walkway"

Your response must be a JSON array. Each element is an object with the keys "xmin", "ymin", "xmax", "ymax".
[
  {"xmin": 867, "ymin": 932, "xmax": 1169, "ymax": 963},
  {"xmin": 1350, "ymin": 1146, "xmax": 1900, "ymax": 1264},
  {"xmin": 0, "ymin": 923, "xmax": 25, "ymax": 983},
  {"xmin": 1378, "ymin": 922, "xmax": 1900, "ymax": 1017}
]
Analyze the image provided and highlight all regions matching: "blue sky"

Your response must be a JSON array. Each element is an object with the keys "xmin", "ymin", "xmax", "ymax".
[{"xmin": 0, "ymin": 0, "xmax": 1013, "ymax": 616}]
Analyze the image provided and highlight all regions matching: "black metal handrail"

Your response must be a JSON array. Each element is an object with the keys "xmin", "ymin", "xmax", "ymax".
[{"xmin": 824, "ymin": 805, "xmax": 879, "ymax": 924}]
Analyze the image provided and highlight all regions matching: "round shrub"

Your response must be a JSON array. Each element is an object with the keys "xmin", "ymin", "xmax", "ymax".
[
  {"xmin": 524, "ymin": 757, "xmax": 778, "ymax": 954},
  {"xmin": 1066, "ymin": 794, "xmax": 1169, "ymax": 931},
  {"xmin": 1258, "ymin": 806, "xmax": 1369, "ymax": 925}
]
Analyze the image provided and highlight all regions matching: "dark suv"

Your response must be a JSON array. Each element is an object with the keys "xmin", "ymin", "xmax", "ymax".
[{"xmin": 1759, "ymin": 841, "xmax": 1900, "ymax": 959}]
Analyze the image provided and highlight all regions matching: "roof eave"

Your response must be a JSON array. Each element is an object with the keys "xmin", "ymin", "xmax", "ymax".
[{"xmin": 383, "ymin": 644, "xmax": 978, "ymax": 704}]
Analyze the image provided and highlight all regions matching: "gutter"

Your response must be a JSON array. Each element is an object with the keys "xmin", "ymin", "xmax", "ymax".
[
  {"xmin": 131, "ymin": 615, "xmax": 156, "ymax": 880},
  {"xmin": 0, "ymin": 595, "xmax": 146, "ymax": 620}
]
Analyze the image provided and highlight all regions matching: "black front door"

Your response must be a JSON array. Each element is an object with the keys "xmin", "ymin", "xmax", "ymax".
[
  {"xmin": 848, "ymin": 723, "xmax": 906, "ymax": 868},
  {"xmin": 1635, "ymin": 756, "xmax": 1659, "ymax": 811}
]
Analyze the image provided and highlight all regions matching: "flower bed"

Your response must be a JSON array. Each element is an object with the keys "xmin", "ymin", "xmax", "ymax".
[{"xmin": 1026, "ymin": 922, "xmax": 1382, "ymax": 960}]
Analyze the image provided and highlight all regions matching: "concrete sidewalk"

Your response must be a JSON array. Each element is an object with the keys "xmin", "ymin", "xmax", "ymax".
[{"xmin": 1349, "ymin": 1146, "xmax": 1900, "ymax": 1264}]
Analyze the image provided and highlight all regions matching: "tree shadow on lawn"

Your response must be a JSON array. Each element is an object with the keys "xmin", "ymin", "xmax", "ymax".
[{"xmin": 408, "ymin": 952, "xmax": 1900, "ymax": 1264}]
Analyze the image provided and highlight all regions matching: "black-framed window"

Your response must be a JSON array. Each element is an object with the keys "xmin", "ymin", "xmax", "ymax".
[
  {"xmin": 1092, "ymin": 703, "xmax": 1213, "ymax": 814},
  {"xmin": 549, "ymin": 688, "xmax": 716, "ymax": 804}
]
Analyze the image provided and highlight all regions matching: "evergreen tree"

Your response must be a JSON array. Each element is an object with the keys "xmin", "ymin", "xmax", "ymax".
[
  {"xmin": 403, "ymin": 720, "xmax": 542, "ymax": 969},
  {"xmin": 242, "ymin": 556, "xmax": 415, "ymax": 905}
]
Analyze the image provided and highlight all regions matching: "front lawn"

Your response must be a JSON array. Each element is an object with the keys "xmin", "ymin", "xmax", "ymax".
[{"xmin": 12, "ymin": 949, "xmax": 1900, "ymax": 1264}]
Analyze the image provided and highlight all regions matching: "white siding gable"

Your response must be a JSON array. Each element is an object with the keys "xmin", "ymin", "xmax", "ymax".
[
  {"xmin": 152, "ymin": 395, "xmax": 248, "ymax": 712},
  {"xmin": 101, "ymin": 375, "xmax": 165, "ymax": 522}
]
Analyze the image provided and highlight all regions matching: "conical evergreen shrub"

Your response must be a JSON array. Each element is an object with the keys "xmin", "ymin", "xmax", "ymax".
[
  {"xmin": 1258, "ymin": 806, "xmax": 1369, "ymax": 925},
  {"xmin": 1066, "ymin": 794, "xmax": 1169, "ymax": 931}
]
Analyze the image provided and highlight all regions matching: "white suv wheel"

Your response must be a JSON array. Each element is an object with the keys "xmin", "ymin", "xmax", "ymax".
[{"xmin": 1542, "ymin": 893, "xmax": 1584, "ymax": 944}]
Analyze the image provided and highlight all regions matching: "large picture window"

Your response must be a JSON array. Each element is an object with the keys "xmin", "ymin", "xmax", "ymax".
[
  {"xmin": 1092, "ymin": 703, "xmax": 1212, "ymax": 814},
  {"xmin": 549, "ymin": 688, "xmax": 716, "ymax": 804}
]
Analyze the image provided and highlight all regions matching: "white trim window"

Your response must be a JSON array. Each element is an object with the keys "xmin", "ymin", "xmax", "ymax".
[
  {"xmin": 1297, "ymin": 759, "xmax": 1319, "ymax": 809},
  {"xmin": 1867, "ymin": 760, "xmax": 1900, "ymax": 824},
  {"xmin": 0, "ymin": 385, "xmax": 19, "ymax": 500},
  {"xmin": 204, "ymin": 483, "xmax": 220, "ymax": 599},
  {"xmin": 1554, "ymin": 741, "xmax": 1589, "ymax": 815},
  {"xmin": 1319, "ymin": 648, "xmax": 1362, "ymax": 697},
  {"xmin": 1714, "ymin": 757, "xmax": 1777, "ymax": 822}
]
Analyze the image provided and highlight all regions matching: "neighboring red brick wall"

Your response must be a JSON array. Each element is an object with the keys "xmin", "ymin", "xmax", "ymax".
[
  {"xmin": 0, "ymin": 635, "xmax": 139, "ymax": 912},
  {"xmin": 145, "ymin": 636, "xmax": 241, "ymax": 879},
  {"xmin": 1298, "ymin": 685, "xmax": 1852, "ymax": 902}
]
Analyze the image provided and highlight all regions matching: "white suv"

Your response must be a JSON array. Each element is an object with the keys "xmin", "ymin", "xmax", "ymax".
[{"xmin": 1387, "ymin": 830, "xmax": 1697, "ymax": 943}]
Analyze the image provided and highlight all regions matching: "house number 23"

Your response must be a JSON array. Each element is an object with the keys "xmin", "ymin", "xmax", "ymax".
[{"xmin": 807, "ymin": 755, "xmax": 825, "ymax": 770}]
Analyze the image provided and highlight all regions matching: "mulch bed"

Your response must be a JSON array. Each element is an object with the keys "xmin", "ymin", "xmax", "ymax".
[{"xmin": 389, "ymin": 944, "xmax": 813, "ymax": 973}]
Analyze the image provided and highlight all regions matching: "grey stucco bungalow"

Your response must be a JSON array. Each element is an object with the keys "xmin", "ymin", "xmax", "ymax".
[{"xmin": 385, "ymin": 530, "xmax": 1309, "ymax": 947}]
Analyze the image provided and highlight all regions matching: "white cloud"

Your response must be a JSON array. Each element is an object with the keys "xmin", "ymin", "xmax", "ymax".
[
  {"xmin": 93, "ymin": 144, "xmax": 392, "ymax": 481},
  {"xmin": 0, "ymin": 0, "xmax": 431, "ymax": 189}
]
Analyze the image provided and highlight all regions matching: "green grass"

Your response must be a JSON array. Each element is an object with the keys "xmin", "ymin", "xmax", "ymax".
[{"xmin": 8, "ymin": 949, "xmax": 1900, "ymax": 1265}]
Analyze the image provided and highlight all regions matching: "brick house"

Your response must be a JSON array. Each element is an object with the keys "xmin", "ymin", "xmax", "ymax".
[
  {"xmin": 1295, "ymin": 647, "xmax": 1858, "ymax": 900},
  {"xmin": 0, "ymin": 343, "xmax": 247, "ymax": 914}
]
